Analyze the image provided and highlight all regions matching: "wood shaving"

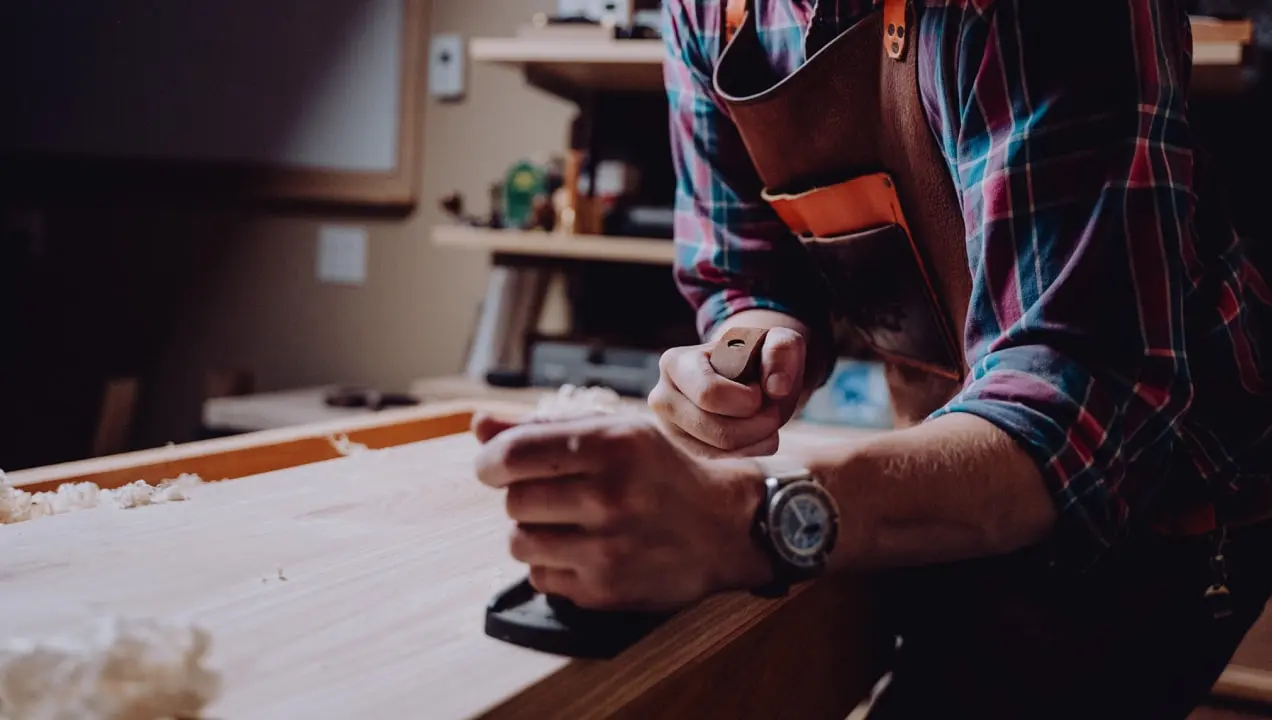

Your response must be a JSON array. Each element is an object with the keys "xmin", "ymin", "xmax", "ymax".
[
  {"xmin": 327, "ymin": 434, "xmax": 369, "ymax": 456},
  {"xmin": 528, "ymin": 385, "xmax": 623, "ymax": 422},
  {"xmin": 0, "ymin": 472, "xmax": 202, "ymax": 526},
  {"xmin": 0, "ymin": 617, "xmax": 220, "ymax": 720}
]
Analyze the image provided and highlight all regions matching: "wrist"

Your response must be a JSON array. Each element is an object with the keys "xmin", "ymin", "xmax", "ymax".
[{"xmin": 705, "ymin": 457, "xmax": 773, "ymax": 593}]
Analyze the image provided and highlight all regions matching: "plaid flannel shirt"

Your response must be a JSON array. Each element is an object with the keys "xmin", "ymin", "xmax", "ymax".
[{"xmin": 663, "ymin": 0, "xmax": 1272, "ymax": 568}]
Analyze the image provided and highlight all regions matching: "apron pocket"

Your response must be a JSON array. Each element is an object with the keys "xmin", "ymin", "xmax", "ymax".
[{"xmin": 802, "ymin": 224, "xmax": 961, "ymax": 379}]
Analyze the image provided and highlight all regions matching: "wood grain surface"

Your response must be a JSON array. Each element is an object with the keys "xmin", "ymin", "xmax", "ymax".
[{"xmin": 0, "ymin": 421, "xmax": 878, "ymax": 719}]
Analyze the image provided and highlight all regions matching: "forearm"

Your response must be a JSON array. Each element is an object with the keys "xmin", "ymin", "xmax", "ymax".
[
  {"xmin": 722, "ymin": 411, "xmax": 1058, "ymax": 584},
  {"xmin": 816, "ymin": 412, "xmax": 1057, "ymax": 570}
]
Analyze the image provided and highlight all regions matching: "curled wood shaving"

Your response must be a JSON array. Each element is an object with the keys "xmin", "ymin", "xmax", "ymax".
[
  {"xmin": 528, "ymin": 385, "xmax": 623, "ymax": 422},
  {"xmin": 0, "ymin": 617, "xmax": 220, "ymax": 720},
  {"xmin": 327, "ymin": 434, "xmax": 369, "ymax": 457},
  {"xmin": 0, "ymin": 472, "xmax": 202, "ymax": 526}
]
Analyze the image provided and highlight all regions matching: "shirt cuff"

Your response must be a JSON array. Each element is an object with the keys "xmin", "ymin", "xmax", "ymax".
[{"xmin": 696, "ymin": 291, "xmax": 799, "ymax": 343}]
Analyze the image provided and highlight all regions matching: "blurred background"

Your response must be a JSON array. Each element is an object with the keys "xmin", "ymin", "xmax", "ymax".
[{"xmin": 0, "ymin": 0, "xmax": 1267, "ymax": 476}]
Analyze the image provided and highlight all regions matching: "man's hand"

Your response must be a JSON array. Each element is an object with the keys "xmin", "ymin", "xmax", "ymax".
[
  {"xmin": 473, "ymin": 412, "xmax": 768, "ymax": 612},
  {"xmin": 648, "ymin": 325, "xmax": 808, "ymax": 458}
]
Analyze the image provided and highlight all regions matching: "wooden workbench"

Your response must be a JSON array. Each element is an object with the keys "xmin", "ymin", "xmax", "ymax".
[
  {"xmin": 13, "ymin": 392, "xmax": 1272, "ymax": 717},
  {"xmin": 2, "ymin": 399, "xmax": 879, "ymax": 719}
]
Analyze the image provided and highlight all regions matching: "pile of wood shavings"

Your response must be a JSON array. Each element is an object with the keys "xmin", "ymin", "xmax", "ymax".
[
  {"xmin": 0, "ymin": 617, "xmax": 220, "ymax": 720},
  {"xmin": 528, "ymin": 384, "xmax": 623, "ymax": 422},
  {"xmin": 0, "ymin": 471, "xmax": 202, "ymax": 526}
]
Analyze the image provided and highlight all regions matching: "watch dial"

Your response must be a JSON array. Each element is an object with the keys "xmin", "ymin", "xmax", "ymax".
[{"xmin": 778, "ymin": 493, "xmax": 829, "ymax": 558}]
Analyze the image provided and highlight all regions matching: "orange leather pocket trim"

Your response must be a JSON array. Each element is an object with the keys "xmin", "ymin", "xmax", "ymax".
[
  {"xmin": 884, "ymin": 0, "xmax": 909, "ymax": 60},
  {"xmin": 725, "ymin": 0, "xmax": 746, "ymax": 45},
  {"xmin": 764, "ymin": 173, "xmax": 963, "ymax": 381},
  {"xmin": 762, "ymin": 173, "xmax": 910, "ymax": 240}
]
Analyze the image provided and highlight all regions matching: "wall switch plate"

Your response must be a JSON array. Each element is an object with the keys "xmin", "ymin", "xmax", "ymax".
[
  {"xmin": 428, "ymin": 34, "xmax": 465, "ymax": 101},
  {"xmin": 317, "ymin": 225, "xmax": 367, "ymax": 285}
]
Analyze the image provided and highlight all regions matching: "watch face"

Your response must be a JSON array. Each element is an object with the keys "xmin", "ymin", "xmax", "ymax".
[{"xmin": 769, "ymin": 482, "xmax": 837, "ymax": 569}]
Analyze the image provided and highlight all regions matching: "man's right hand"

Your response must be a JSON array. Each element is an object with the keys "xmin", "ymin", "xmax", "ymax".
[{"xmin": 648, "ymin": 325, "xmax": 809, "ymax": 458}]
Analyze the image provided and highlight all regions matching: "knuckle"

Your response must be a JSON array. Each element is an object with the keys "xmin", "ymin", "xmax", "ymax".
[
  {"xmin": 646, "ymin": 382, "xmax": 673, "ymax": 417},
  {"xmin": 585, "ymin": 484, "xmax": 625, "ymax": 527},
  {"xmin": 768, "ymin": 327, "xmax": 804, "ymax": 348},
  {"xmin": 528, "ymin": 565, "xmax": 555, "ymax": 594},
  {"xmin": 504, "ymin": 483, "xmax": 534, "ymax": 521},
  {"xmin": 657, "ymin": 347, "xmax": 679, "ymax": 376},
  {"xmin": 474, "ymin": 457, "xmax": 497, "ymax": 486},
  {"xmin": 493, "ymin": 435, "xmax": 525, "ymax": 471},
  {"xmin": 660, "ymin": 344, "xmax": 703, "ymax": 383},
  {"xmin": 507, "ymin": 527, "xmax": 531, "ymax": 562}
]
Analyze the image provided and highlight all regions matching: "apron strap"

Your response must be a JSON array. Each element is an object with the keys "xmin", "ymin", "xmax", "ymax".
[
  {"xmin": 725, "ymin": 0, "xmax": 747, "ymax": 46},
  {"xmin": 883, "ymin": 0, "xmax": 909, "ymax": 60}
]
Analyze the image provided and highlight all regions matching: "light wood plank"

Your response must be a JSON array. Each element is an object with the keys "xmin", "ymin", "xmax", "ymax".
[
  {"xmin": 433, "ymin": 226, "xmax": 674, "ymax": 265},
  {"xmin": 470, "ymin": 38, "xmax": 664, "ymax": 66},
  {"xmin": 470, "ymin": 37, "xmax": 664, "ymax": 98},
  {"xmin": 1, "ymin": 414, "xmax": 878, "ymax": 719},
  {"xmin": 470, "ymin": 18, "xmax": 1251, "ymax": 101}
]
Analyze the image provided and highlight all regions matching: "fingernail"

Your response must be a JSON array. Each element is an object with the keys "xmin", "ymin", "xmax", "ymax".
[{"xmin": 766, "ymin": 372, "xmax": 792, "ymax": 397}]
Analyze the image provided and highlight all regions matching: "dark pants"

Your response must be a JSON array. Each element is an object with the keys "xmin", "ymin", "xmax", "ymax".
[{"xmin": 866, "ymin": 520, "xmax": 1272, "ymax": 720}]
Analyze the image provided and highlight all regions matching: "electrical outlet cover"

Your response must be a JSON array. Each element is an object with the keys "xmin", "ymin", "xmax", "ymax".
[
  {"xmin": 317, "ymin": 225, "xmax": 368, "ymax": 285},
  {"xmin": 429, "ymin": 34, "xmax": 465, "ymax": 100}
]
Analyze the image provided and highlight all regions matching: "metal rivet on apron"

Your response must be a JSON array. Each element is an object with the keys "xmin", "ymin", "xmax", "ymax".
[
  {"xmin": 892, "ymin": 41, "xmax": 900, "ymax": 54},
  {"xmin": 888, "ymin": 23, "xmax": 895, "ymax": 35},
  {"xmin": 897, "ymin": 26, "xmax": 906, "ymax": 39}
]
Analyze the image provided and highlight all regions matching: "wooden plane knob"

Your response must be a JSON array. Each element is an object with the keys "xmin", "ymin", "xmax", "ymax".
[{"xmin": 708, "ymin": 327, "xmax": 769, "ymax": 385}]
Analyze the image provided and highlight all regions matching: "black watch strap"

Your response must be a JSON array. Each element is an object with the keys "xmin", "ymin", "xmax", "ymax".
[
  {"xmin": 749, "ymin": 477, "xmax": 798, "ymax": 598},
  {"xmin": 750, "ymin": 575, "xmax": 792, "ymax": 598}
]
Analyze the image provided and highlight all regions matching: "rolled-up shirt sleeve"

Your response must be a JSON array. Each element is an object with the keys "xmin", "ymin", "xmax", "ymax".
[
  {"xmin": 662, "ymin": 0, "xmax": 832, "ymax": 344},
  {"xmin": 926, "ymin": 0, "xmax": 1198, "ymax": 568}
]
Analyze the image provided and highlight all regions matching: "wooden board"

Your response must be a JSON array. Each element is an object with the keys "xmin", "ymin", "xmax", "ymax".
[
  {"xmin": 470, "ymin": 18, "xmax": 1254, "ymax": 102},
  {"xmin": 0, "ymin": 406, "xmax": 878, "ymax": 719},
  {"xmin": 432, "ymin": 227, "xmax": 675, "ymax": 266},
  {"xmin": 16, "ymin": 391, "xmax": 1270, "ymax": 716},
  {"xmin": 1209, "ymin": 612, "xmax": 1272, "ymax": 710}
]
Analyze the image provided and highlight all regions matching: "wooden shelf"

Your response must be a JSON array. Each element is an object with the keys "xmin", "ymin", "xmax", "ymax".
[
  {"xmin": 469, "ymin": 37, "xmax": 664, "ymax": 100},
  {"xmin": 432, "ymin": 225, "xmax": 674, "ymax": 265},
  {"xmin": 471, "ymin": 18, "xmax": 1251, "ymax": 100}
]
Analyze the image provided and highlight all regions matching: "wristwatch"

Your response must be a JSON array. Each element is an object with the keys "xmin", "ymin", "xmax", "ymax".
[{"xmin": 749, "ymin": 467, "xmax": 840, "ymax": 598}]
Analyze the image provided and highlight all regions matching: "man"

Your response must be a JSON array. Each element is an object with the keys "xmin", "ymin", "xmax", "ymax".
[{"xmin": 474, "ymin": 0, "xmax": 1272, "ymax": 717}]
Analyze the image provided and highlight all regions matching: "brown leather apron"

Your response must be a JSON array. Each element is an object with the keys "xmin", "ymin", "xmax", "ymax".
[{"xmin": 712, "ymin": 0, "xmax": 973, "ymax": 427}]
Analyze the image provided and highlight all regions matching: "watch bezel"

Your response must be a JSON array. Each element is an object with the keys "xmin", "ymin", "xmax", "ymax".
[{"xmin": 761, "ymin": 475, "xmax": 839, "ymax": 573}]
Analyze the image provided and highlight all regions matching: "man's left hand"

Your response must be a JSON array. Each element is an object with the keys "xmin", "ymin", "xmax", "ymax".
[{"xmin": 473, "ymin": 412, "xmax": 769, "ymax": 612}]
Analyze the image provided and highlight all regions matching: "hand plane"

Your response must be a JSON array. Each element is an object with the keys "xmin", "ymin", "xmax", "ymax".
[{"xmin": 482, "ymin": 327, "xmax": 769, "ymax": 659}]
